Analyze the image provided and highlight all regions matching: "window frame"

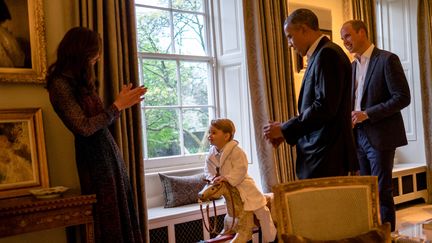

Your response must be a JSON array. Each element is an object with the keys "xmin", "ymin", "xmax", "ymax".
[{"xmin": 136, "ymin": 0, "xmax": 219, "ymax": 172}]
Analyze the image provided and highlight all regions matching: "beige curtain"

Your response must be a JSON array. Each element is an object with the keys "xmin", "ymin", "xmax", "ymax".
[
  {"xmin": 417, "ymin": 0, "xmax": 432, "ymax": 203},
  {"xmin": 243, "ymin": 0, "xmax": 297, "ymax": 192},
  {"xmin": 351, "ymin": 0, "xmax": 377, "ymax": 43},
  {"xmin": 79, "ymin": 0, "xmax": 149, "ymax": 241}
]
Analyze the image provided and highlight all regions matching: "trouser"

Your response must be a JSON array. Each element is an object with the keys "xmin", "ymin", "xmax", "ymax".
[
  {"xmin": 254, "ymin": 206, "xmax": 277, "ymax": 242},
  {"xmin": 355, "ymin": 127, "xmax": 396, "ymax": 231}
]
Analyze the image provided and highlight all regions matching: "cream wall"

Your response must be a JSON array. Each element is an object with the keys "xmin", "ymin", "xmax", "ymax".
[
  {"xmin": 0, "ymin": 1, "xmax": 79, "ymax": 243},
  {"xmin": 288, "ymin": 0, "xmax": 348, "ymax": 47},
  {"xmin": 288, "ymin": 0, "xmax": 350, "ymax": 100}
]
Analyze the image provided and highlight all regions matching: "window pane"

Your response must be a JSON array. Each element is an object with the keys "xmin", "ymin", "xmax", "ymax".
[
  {"xmin": 145, "ymin": 108, "xmax": 180, "ymax": 158},
  {"xmin": 136, "ymin": 0, "xmax": 168, "ymax": 8},
  {"xmin": 136, "ymin": 7, "xmax": 171, "ymax": 54},
  {"xmin": 180, "ymin": 61, "xmax": 209, "ymax": 105},
  {"xmin": 135, "ymin": 0, "xmax": 215, "ymax": 163},
  {"xmin": 142, "ymin": 59, "xmax": 178, "ymax": 106},
  {"xmin": 174, "ymin": 12, "xmax": 206, "ymax": 55},
  {"xmin": 182, "ymin": 108, "xmax": 211, "ymax": 154},
  {"xmin": 173, "ymin": 0, "xmax": 204, "ymax": 12}
]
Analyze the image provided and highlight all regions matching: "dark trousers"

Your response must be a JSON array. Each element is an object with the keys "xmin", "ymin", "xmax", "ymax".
[{"xmin": 355, "ymin": 127, "xmax": 396, "ymax": 231}]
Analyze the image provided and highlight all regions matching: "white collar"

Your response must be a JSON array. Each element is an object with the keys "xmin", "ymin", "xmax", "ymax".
[
  {"xmin": 355, "ymin": 44, "xmax": 375, "ymax": 64},
  {"xmin": 306, "ymin": 35, "xmax": 325, "ymax": 59}
]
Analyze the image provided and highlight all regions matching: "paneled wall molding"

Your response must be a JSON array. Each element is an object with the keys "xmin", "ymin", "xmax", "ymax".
[
  {"xmin": 375, "ymin": 0, "xmax": 425, "ymax": 163},
  {"xmin": 212, "ymin": 0, "xmax": 261, "ymax": 183}
]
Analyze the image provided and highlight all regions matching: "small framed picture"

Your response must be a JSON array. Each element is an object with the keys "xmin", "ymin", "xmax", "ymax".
[
  {"xmin": 293, "ymin": 29, "xmax": 332, "ymax": 73},
  {"xmin": 0, "ymin": 108, "xmax": 49, "ymax": 198}
]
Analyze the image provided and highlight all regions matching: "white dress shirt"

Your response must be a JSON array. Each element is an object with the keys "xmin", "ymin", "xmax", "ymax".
[
  {"xmin": 354, "ymin": 44, "xmax": 375, "ymax": 111},
  {"xmin": 306, "ymin": 35, "xmax": 325, "ymax": 60}
]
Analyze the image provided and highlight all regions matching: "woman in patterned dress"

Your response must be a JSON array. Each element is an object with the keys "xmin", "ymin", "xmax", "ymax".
[{"xmin": 47, "ymin": 27, "xmax": 146, "ymax": 243}]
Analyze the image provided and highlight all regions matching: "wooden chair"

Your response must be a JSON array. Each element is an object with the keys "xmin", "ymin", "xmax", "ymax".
[{"xmin": 272, "ymin": 176, "xmax": 383, "ymax": 241}]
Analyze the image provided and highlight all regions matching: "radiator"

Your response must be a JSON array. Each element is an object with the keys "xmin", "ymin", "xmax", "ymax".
[{"xmin": 149, "ymin": 214, "xmax": 226, "ymax": 243}]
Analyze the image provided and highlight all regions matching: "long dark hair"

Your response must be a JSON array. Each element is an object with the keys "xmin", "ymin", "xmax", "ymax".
[
  {"xmin": 0, "ymin": 0, "xmax": 11, "ymax": 23},
  {"xmin": 46, "ymin": 27, "xmax": 101, "ymax": 93}
]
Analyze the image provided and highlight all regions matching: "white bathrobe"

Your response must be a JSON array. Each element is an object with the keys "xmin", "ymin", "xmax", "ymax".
[{"xmin": 204, "ymin": 140, "xmax": 267, "ymax": 211}]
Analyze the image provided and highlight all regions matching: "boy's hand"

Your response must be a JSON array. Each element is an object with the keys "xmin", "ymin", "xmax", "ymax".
[{"xmin": 212, "ymin": 176, "xmax": 226, "ymax": 184}]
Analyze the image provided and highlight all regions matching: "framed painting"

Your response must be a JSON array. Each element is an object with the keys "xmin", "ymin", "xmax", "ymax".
[
  {"xmin": 0, "ymin": 108, "xmax": 49, "ymax": 198},
  {"xmin": 321, "ymin": 29, "xmax": 332, "ymax": 40},
  {"xmin": 0, "ymin": 0, "xmax": 47, "ymax": 83}
]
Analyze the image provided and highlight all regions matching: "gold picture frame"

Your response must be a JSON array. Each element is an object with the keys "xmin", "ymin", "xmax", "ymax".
[
  {"xmin": 0, "ymin": 0, "xmax": 47, "ymax": 83},
  {"xmin": 0, "ymin": 108, "xmax": 49, "ymax": 198}
]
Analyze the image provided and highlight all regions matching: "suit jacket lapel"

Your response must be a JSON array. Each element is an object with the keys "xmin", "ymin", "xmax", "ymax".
[
  {"xmin": 351, "ymin": 62, "xmax": 357, "ymax": 109},
  {"xmin": 362, "ymin": 48, "xmax": 379, "ymax": 98},
  {"xmin": 297, "ymin": 37, "xmax": 329, "ymax": 112},
  {"xmin": 298, "ymin": 59, "xmax": 311, "ymax": 111}
]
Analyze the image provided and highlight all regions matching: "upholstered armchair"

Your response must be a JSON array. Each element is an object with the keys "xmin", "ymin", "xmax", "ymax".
[{"xmin": 272, "ymin": 176, "xmax": 391, "ymax": 242}]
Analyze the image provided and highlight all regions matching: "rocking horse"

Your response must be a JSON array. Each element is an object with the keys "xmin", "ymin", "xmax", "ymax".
[{"xmin": 198, "ymin": 181, "xmax": 263, "ymax": 243}]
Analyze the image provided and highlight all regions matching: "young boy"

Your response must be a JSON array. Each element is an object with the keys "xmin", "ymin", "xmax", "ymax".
[{"xmin": 204, "ymin": 118, "xmax": 276, "ymax": 242}]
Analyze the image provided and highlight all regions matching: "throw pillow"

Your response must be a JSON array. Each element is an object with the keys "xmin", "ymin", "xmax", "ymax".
[
  {"xmin": 281, "ymin": 222, "xmax": 391, "ymax": 243},
  {"xmin": 159, "ymin": 173, "xmax": 207, "ymax": 208}
]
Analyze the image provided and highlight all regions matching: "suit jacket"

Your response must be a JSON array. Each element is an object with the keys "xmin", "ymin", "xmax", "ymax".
[
  {"xmin": 281, "ymin": 37, "xmax": 358, "ymax": 179},
  {"xmin": 352, "ymin": 47, "xmax": 410, "ymax": 150}
]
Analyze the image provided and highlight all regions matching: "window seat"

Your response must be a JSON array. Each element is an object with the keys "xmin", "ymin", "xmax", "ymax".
[
  {"xmin": 148, "ymin": 199, "xmax": 226, "ymax": 225},
  {"xmin": 145, "ymin": 168, "xmax": 230, "ymax": 242}
]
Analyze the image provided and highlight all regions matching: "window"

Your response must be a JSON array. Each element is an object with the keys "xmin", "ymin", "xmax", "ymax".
[
  {"xmin": 135, "ymin": 0, "xmax": 260, "ymax": 181},
  {"xmin": 135, "ymin": 0, "xmax": 215, "ymax": 170}
]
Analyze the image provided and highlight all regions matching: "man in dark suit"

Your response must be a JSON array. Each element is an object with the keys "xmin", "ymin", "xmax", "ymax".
[
  {"xmin": 340, "ymin": 20, "xmax": 411, "ymax": 231},
  {"xmin": 263, "ymin": 9, "xmax": 358, "ymax": 179}
]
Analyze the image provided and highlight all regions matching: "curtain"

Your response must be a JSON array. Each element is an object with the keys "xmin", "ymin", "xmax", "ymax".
[
  {"xmin": 417, "ymin": 0, "xmax": 432, "ymax": 203},
  {"xmin": 243, "ymin": 0, "xmax": 297, "ymax": 192},
  {"xmin": 79, "ymin": 0, "xmax": 149, "ymax": 241},
  {"xmin": 351, "ymin": 0, "xmax": 377, "ymax": 44}
]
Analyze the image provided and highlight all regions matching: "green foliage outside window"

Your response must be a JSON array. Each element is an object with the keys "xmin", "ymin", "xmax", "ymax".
[{"xmin": 136, "ymin": 0, "xmax": 213, "ymax": 159}]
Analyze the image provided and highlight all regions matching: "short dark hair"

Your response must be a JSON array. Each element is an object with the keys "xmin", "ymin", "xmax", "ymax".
[
  {"xmin": 344, "ymin": 20, "xmax": 369, "ymax": 38},
  {"xmin": 284, "ymin": 8, "xmax": 319, "ymax": 31}
]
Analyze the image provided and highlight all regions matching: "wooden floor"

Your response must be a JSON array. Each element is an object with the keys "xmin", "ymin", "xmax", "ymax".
[{"xmin": 396, "ymin": 198, "xmax": 432, "ymax": 231}]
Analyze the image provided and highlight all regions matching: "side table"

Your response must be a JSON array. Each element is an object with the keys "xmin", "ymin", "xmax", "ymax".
[
  {"xmin": 0, "ymin": 193, "xmax": 96, "ymax": 243},
  {"xmin": 392, "ymin": 219, "xmax": 432, "ymax": 242}
]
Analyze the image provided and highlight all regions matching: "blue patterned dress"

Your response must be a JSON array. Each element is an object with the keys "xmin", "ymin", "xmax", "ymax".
[{"xmin": 48, "ymin": 75, "xmax": 143, "ymax": 243}]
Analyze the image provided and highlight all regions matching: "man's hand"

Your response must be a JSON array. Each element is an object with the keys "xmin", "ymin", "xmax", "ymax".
[
  {"xmin": 351, "ymin": 111, "xmax": 368, "ymax": 128},
  {"xmin": 263, "ymin": 121, "xmax": 284, "ymax": 148},
  {"xmin": 269, "ymin": 137, "xmax": 285, "ymax": 148}
]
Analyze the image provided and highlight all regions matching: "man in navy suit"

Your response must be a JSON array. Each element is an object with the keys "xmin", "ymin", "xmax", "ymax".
[
  {"xmin": 264, "ymin": 9, "xmax": 358, "ymax": 179},
  {"xmin": 340, "ymin": 20, "xmax": 411, "ymax": 231}
]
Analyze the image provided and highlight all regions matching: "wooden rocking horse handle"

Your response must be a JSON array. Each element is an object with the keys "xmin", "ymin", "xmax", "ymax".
[{"xmin": 200, "ymin": 200, "xmax": 218, "ymax": 234}]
